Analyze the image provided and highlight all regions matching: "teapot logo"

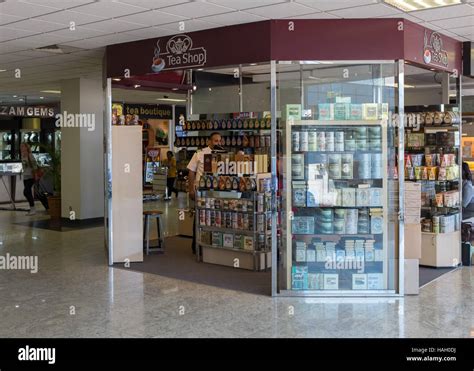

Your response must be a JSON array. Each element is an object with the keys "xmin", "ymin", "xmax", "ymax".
[
  {"xmin": 167, "ymin": 35, "xmax": 192, "ymax": 54},
  {"xmin": 423, "ymin": 30, "xmax": 448, "ymax": 68},
  {"xmin": 151, "ymin": 34, "xmax": 206, "ymax": 72}
]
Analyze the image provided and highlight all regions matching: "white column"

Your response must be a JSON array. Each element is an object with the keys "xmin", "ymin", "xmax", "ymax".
[{"xmin": 60, "ymin": 78, "xmax": 105, "ymax": 220}]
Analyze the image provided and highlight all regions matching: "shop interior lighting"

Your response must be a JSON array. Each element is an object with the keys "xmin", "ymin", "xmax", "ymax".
[
  {"xmin": 0, "ymin": 69, "xmax": 6, "ymax": 72},
  {"xmin": 40, "ymin": 90, "xmax": 61, "ymax": 94},
  {"xmin": 156, "ymin": 98, "xmax": 187, "ymax": 102},
  {"xmin": 39, "ymin": 97, "xmax": 44, "ymax": 99},
  {"xmin": 133, "ymin": 84, "xmax": 141, "ymax": 88},
  {"xmin": 112, "ymin": 78, "xmax": 121, "ymax": 81},
  {"xmin": 13, "ymin": 95, "xmax": 17, "ymax": 98},
  {"xmin": 384, "ymin": 0, "xmax": 461, "ymax": 12}
]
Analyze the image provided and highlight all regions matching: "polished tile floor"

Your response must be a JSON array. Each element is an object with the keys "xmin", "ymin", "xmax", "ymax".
[{"xmin": 0, "ymin": 197, "xmax": 473, "ymax": 338}]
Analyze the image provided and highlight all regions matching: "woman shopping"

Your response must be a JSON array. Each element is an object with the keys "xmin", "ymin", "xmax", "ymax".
[
  {"xmin": 21, "ymin": 143, "xmax": 49, "ymax": 215},
  {"xmin": 163, "ymin": 150, "xmax": 178, "ymax": 200}
]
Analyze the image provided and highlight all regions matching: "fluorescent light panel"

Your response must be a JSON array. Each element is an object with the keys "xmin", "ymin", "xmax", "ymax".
[
  {"xmin": 384, "ymin": 0, "xmax": 461, "ymax": 12},
  {"xmin": 156, "ymin": 98, "xmax": 186, "ymax": 102},
  {"xmin": 40, "ymin": 90, "xmax": 61, "ymax": 94}
]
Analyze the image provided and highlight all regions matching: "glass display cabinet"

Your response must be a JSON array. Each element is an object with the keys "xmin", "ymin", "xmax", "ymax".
[{"xmin": 276, "ymin": 61, "xmax": 400, "ymax": 294}]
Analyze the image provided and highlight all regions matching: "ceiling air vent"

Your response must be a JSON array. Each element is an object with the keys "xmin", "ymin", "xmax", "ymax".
[{"xmin": 35, "ymin": 45, "xmax": 64, "ymax": 54}]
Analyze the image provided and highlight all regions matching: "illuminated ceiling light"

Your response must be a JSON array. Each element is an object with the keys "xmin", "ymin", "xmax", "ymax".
[
  {"xmin": 384, "ymin": 0, "xmax": 461, "ymax": 12},
  {"xmin": 0, "ymin": 69, "xmax": 6, "ymax": 72},
  {"xmin": 171, "ymin": 88, "xmax": 179, "ymax": 91},
  {"xmin": 13, "ymin": 95, "xmax": 17, "ymax": 98},
  {"xmin": 39, "ymin": 97, "xmax": 44, "ymax": 99},
  {"xmin": 156, "ymin": 98, "xmax": 186, "ymax": 102},
  {"xmin": 40, "ymin": 90, "xmax": 61, "ymax": 94},
  {"xmin": 133, "ymin": 84, "xmax": 141, "ymax": 88},
  {"xmin": 112, "ymin": 78, "xmax": 121, "ymax": 81},
  {"xmin": 192, "ymin": 85, "xmax": 197, "ymax": 91}
]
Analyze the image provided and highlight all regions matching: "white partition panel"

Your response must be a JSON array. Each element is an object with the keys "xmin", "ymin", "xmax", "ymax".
[{"xmin": 112, "ymin": 126, "xmax": 143, "ymax": 263}]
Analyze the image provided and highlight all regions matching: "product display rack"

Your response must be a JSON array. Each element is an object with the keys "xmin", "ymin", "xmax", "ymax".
[
  {"xmin": 175, "ymin": 117, "xmax": 272, "ymax": 153},
  {"xmin": 284, "ymin": 117, "xmax": 390, "ymax": 292},
  {"xmin": 403, "ymin": 106, "xmax": 462, "ymax": 268},
  {"xmin": 403, "ymin": 106, "xmax": 461, "ymax": 235},
  {"xmin": 196, "ymin": 188, "xmax": 272, "ymax": 271}
]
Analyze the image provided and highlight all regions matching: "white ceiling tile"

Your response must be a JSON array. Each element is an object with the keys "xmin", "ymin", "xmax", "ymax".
[
  {"xmin": 0, "ymin": 1, "xmax": 60, "ymax": 17},
  {"xmin": 117, "ymin": 10, "xmax": 187, "ymax": 26},
  {"xmin": 295, "ymin": 0, "xmax": 377, "ymax": 12},
  {"xmin": 410, "ymin": 4, "xmax": 474, "ymax": 22},
  {"xmin": 115, "ymin": 0, "xmax": 190, "ymax": 10},
  {"xmin": 207, "ymin": 0, "xmax": 287, "ymax": 10},
  {"xmin": 0, "ymin": 41, "xmax": 30, "ymax": 53},
  {"xmin": 36, "ymin": 10, "xmax": 107, "ymax": 25},
  {"xmin": 421, "ymin": 22, "xmax": 445, "ymax": 31},
  {"xmin": 63, "ymin": 32, "xmax": 138, "ymax": 48},
  {"xmin": 450, "ymin": 25, "xmax": 474, "ymax": 37},
  {"xmin": 199, "ymin": 11, "xmax": 267, "ymax": 25},
  {"xmin": 72, "ymin": 0, "xmax": 148, "ymax": 17},
  {"xmin": 0, "ymin": 13, "xmax": 24, "ymax": 26},
  {"xmin": 378, "ymin": 13, "xmax": 423, "ymax": 23},
  {"xmin": 0, "ymin": 26, "xmax": 38, "ymax": 42},
  {"xmin": 287, "ymin": 12, "xmax": 340, "ymax": 19},
  {"xmin": 21, "ymin": 0, "xmax": 97, "ymax": 10},
  {"xmin": 329, "ymin": 3, "xmax": 401, "ymax": 18},
  {"xmin": 439, "ymin": 30, "xmax": 470, "ymax": 41},
  {"xmin": 82, "ymin": 19, "xmax": 144, "ymax": 33},
  {"xmin": 13, "ymin": 50, "xmax": 62, "ymax": 58},
  {"xmin": 6, "ymin": 19, "xmax": 66, "ymax": 32},
  {"xmin": 245, "ymin": 2, "xmax": 318, "ymax": 17},
  {"xmin": 431, "ymin": 15, "xmax": 474, "ymax": 30},
  {"xmin": 0, "ymin": 53, "xmax": 29, "ymax": 63},
  {"xmin": 159, "ymin": 1, "xmax": 235, "ymax": 18},
  {"xmin": 47, "ymin": 26, "xmax": 106, "ymax": 41},
  {"xmin": 123, "ymin": 26, "xmax": 175, "ymax": 39},
  {"xmin": 9, "ymin": 33, "xmax": 74, "ymax": 48},
  {"xmin": 159, "ymin": 19, "xmax": 220, "ymax": 33}
]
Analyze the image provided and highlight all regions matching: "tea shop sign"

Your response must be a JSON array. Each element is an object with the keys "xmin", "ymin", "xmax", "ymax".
[{"xmin": 151, "ymin": 34, "xmax": 207, "ymax": 72}]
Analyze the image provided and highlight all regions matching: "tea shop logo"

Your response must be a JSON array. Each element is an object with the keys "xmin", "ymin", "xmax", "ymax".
[
  {"xmin": 423, "ymin": 31, "xmax": 448, "ymax": 68},
  {"xmin": 151, "ymin": 34, "xmax": 206, "ymax": 72}
]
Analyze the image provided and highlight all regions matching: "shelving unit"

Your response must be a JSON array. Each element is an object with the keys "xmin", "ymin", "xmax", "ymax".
[
  {"xmin": 403, "ymin": 107, "xmax": 461, "ymax": 268},
  {"xmin": 196, "ymin": 188, "xmax": 272, "ymax": 271}
]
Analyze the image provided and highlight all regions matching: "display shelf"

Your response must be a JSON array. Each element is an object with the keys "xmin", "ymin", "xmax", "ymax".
[
  {"xmin": 199, "ymin": 225, "xmax": 270, "ymax": 235},
  {"xmin": 293, "ymin": 233, "xmax": 380, "ymax": 237},
  {"xmin": 198, "ymin": 242, "xmax": 256, "ymax": 254},
  {"xmin": 423, "ymin": 126, "xmax": 459, "ymax": 132},
  {"xmin": 291, "ymin": 120, "xmax": 384, "ymax": 126},
  {"xmin": 292, "ymin": 150, "xmax": 382, "ymax": 154},
  {"xmin": 197, "ymin": 207, "xmax": 270, "ymax": 214},
  {"xmin": 182, "ymin": 129, "xmax": 271, "ymax": 133},
  {"xmin": 293, "ymin": 206, "xmax": 383, "ymax": 209}
]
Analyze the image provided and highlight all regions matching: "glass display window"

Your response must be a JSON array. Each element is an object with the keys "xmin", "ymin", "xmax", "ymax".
[{"xmin": 276, "ymin": 61, "xmax": 400, "ymax": 294}]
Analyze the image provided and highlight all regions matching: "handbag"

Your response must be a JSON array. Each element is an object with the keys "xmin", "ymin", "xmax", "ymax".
[{"xmin": 33, "ymin": 168, "xmax": 44, "ymax": 181}]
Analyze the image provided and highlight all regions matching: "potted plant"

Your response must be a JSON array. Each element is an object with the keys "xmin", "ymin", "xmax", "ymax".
[{"xmin": 40, "ymin": 144, "xmax": 61, "ymax": 219}]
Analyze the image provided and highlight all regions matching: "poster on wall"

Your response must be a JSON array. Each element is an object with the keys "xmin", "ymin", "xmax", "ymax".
[{"xmin": 146, "ymin": 119, "xmax": 169, "ymax": 146}]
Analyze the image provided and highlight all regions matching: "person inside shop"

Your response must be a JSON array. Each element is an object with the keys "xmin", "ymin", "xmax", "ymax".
[
  {"xmin": 187, "ymin": 132, "xmax": 222, "ymax": 254},
  {"xmin": 20, "ymin": 143, "xmax": 49, "ymax": 215},
  {"xmin": 462, "ymin": 162, "xmax": 474, "ymax": 221},
  {"xmin": 163, "ymin": 150, "xmax": 178, "ymax": 200}
]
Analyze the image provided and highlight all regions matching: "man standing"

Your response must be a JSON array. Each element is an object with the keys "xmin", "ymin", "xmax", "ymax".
[{"xmin": 187, "ymin": 132, "xmax": 222, "ymax": 254}]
